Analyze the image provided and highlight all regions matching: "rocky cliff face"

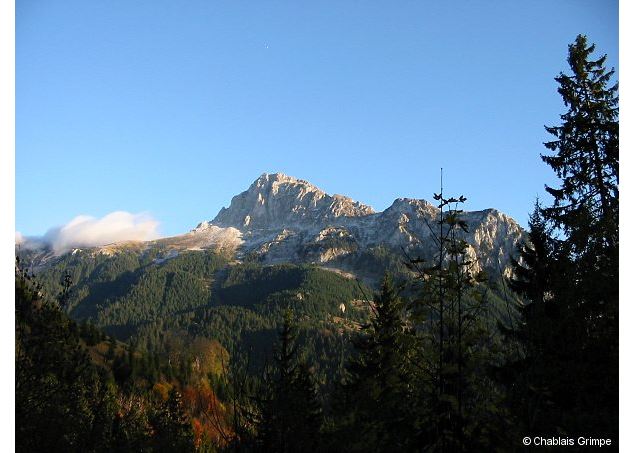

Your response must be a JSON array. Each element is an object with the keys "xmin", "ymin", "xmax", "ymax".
[
  {"xmin": 191, "ymin": 173, "xmax": 525, "ymax": 278},
  {"xmin": 212, "ymin": 173, "xmax": 375, "ymax": 230}
]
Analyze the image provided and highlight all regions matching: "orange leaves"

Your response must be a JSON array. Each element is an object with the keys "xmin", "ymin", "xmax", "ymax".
[
  {"xmin": 182, "ymin": 384, "xmax": 233, "ymax": 449},
  {"xmin": 192, "ymin": 418, "xmax": 205, "ymax": 449}
]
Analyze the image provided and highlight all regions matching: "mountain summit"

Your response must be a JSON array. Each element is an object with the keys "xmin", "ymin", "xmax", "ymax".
[
  {"xmin": 191, "ymin": 173, "xmax": 524, "ymax": 279},
  {"xmin": 211, "ymin": 173, "xmax": 375, "ymax": 230}
]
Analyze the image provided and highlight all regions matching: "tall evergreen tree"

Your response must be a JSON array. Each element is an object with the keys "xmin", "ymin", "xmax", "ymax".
[
  {"xmin": 256, "ymin": 309, "xmax": 322, "ymax": 452},
  {"xmin": 336, "ymin": 274, "xmax": 415, "ymax": 452},
  {"xmin": 503, "ymin": 34, "xmax": 619, "ymax": 438},
  {"xmin": 543, "ymin": 34, "xmax": 618, "ymax": 434},
  {"xmin": 542, "ymin": 34, "xmax": 618, "ymax": 253},
  {"xmin": 541, "ymin": 34, "xmax": 618, "ymax": 347},
  {"xmin": 499, "ymin": 202, "xmax": 564, "ymax": 434},
  {"xmin": 407, "ymin": 187, "xmax": 509, "ymax": 452}
]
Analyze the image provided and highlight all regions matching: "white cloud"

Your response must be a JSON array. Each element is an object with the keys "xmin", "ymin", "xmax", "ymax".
[
  {"xmin": 43, "ymin": 211, "xmax": 161, "ymax": 253},
  {"xmin": 15, "ymin": 231, "xmax": 24, "ymax": 244}
]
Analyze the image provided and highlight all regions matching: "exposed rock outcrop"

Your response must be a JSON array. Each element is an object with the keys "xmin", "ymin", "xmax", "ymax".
[{"xmin": 194, "ymin": 173, "xmax": 525, "ymax": 276}]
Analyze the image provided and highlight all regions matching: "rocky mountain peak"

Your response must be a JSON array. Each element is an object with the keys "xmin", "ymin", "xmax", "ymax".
[
  {"xmin": 254, "ymin": 171, "xmax": 310, "ymax": 184},
  {"xmin": 211, "ymin": 173, "xmax": 375, "ymax": 230},
  {"xmin": 385, "ymin": 197, "xmax": 437, "ymax": 214},
  {"xmin": 180, "ymin": 172, "xmax": 527, "ymax": 279}
]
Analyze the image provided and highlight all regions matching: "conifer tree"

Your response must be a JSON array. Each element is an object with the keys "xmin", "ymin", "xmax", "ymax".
[
  {"xmin": 504, "ymin": 34, "xmax": 619, "ymax": 438},
  {"xmin": 407, "ymin": 185, "xmax": 508, "ymax": 452},
  {"xmin": 541, "ymin": 34, "xmax": 618, "ymax": 346},
  {"xmin": 338, "ymin": 274, "xmax": 415, "ymax": 451},
  {"xmin": 508, "ymin": 201, "xmax": 552, "ymax": 306},
  {"xmin": 256, "ymin": 309, "xmax": 322, "ymax": 452},
  {"xmin": 543, "ymin": 35, "xmax": 618, "ymax": 433},
  {"xmin": 499, "ymin": 202, "xmax": 563, "ymax": 433},
  {"xmin": 542, "ymin": 34, "xmax": 618, "ymax": 253}
]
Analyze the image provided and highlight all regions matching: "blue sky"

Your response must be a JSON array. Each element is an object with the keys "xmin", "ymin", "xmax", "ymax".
[{"xmin": 16, "ymin": 0, "xmax": 618, "ymax": 237}]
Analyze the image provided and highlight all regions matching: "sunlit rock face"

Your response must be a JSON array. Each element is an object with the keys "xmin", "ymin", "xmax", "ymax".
[
  {"xmin": 199, "ymin": 173, "xmax": 525, "ymax": 276},
  {"xmin": 212, "ymin": 173, "xmax": 375, "ymax": 231}
]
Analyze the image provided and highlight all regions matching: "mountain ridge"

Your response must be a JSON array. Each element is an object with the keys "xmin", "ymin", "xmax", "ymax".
[
  {"xmin": 191, "ymin": 172, "xmax": 524, "ymax": 278},
  {"xmin": 210, "ymin": 172, "xmax": 376, "ymax": 230},
  {"xmin": 18, "ymin": 172, "xmax": 525, "ymax": 280}
]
